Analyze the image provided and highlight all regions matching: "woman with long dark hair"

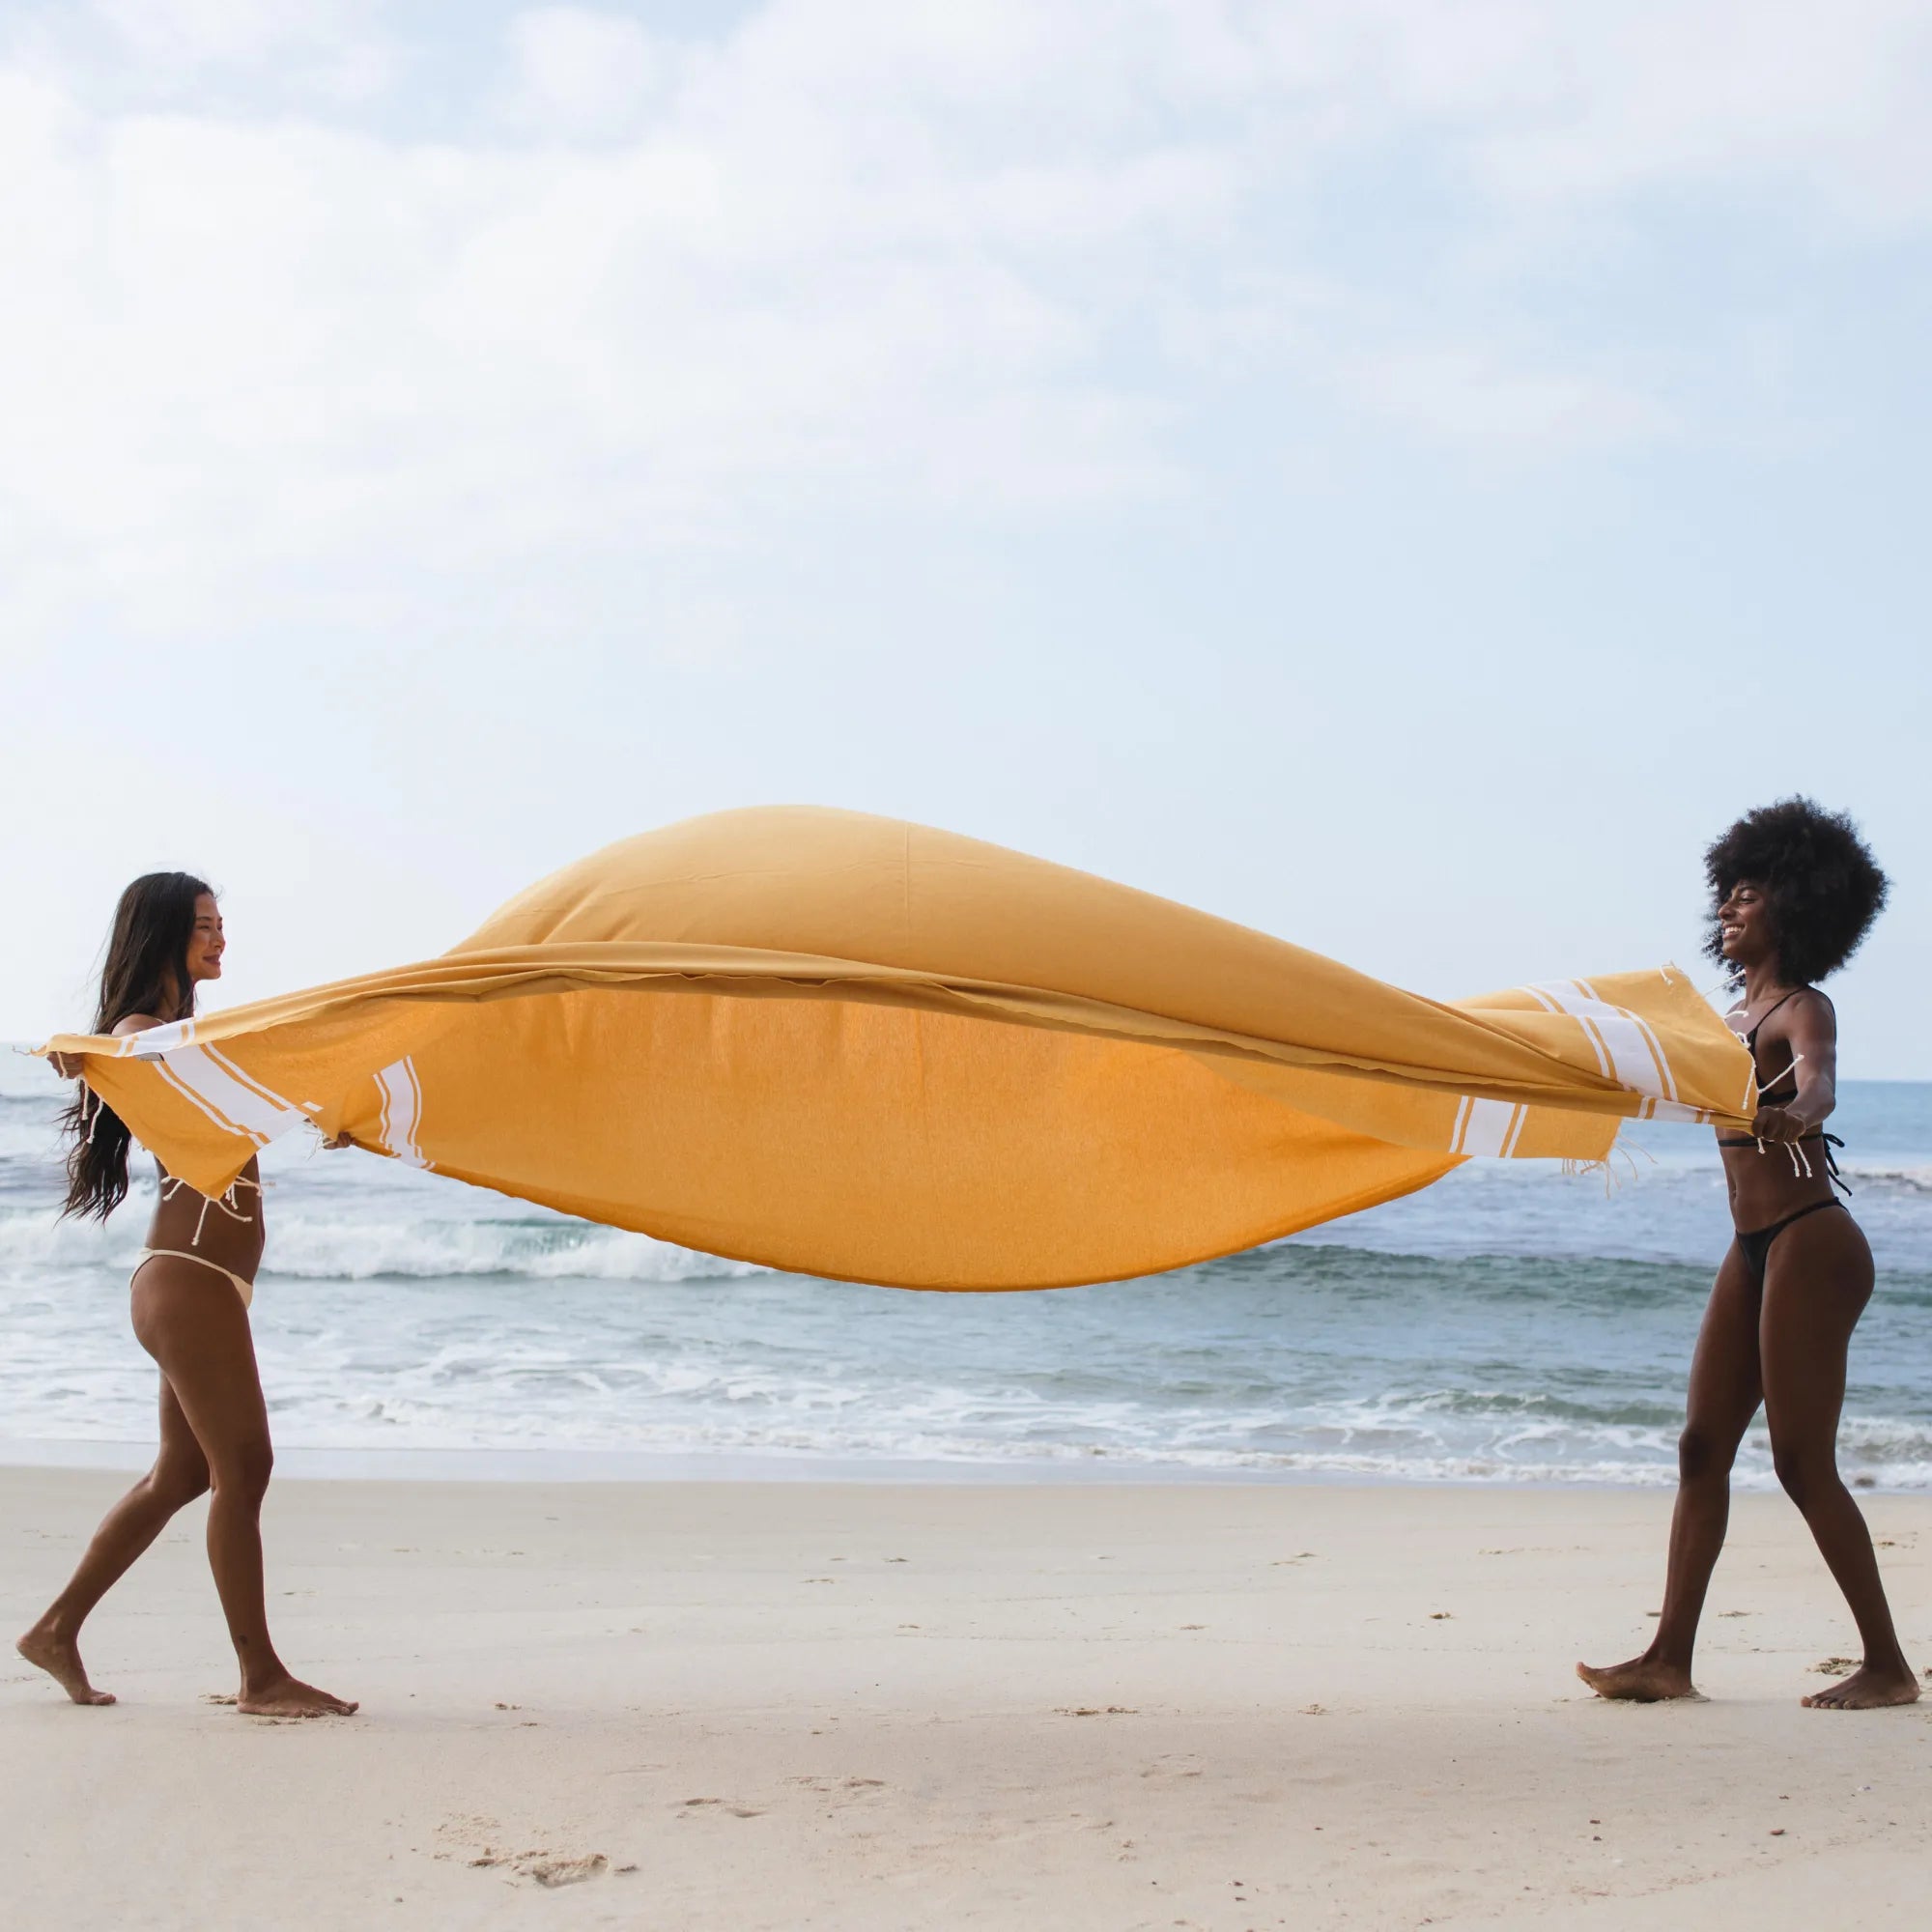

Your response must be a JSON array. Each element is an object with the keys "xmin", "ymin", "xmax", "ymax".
[
  {"xmin": 1579, "ymin": 800, "xmax": 1917, "ymax": 1710},
  {"xmin": 17, "ymin": 874, "xmax": 355, "ymax": 1716}
]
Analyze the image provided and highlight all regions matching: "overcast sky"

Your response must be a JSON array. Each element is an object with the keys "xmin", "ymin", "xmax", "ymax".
[{"xmin": 3, "ymin": 1, "xmax": 1927, "ymax": 1075}]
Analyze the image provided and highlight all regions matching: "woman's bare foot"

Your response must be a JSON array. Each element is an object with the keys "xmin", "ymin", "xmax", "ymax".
[
  {"xmin": 1576, "ymin": 1656, "xmax": 1700, "ymax": 1701},
  {"xmin": 236, "ymin": 1673, "xmax": 358, "ymax": 1718},
  {"xmin": 1801, "ymin": 1662, "xmax": 1920, "ymax": 1710},
  {"xmin": 15, "ymin": 1624, "xmax": 116, "ymax": 1706}
]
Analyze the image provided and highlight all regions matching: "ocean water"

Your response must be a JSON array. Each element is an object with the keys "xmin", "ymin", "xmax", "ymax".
[{"xmin": 3, "ymin": 1046, "xmax": 1928, "ymax": 1487}]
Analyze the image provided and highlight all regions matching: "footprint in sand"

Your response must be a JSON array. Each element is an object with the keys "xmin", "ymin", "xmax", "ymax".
[
  {"xmin": 438, "ymin": 1813, "xmax": 612, "ymax": 1888},
  {"xmin": 522, "ymin": 1854, "xmax": 609, "ymax": 1888},
  {"xmin": 467, "ymin": 1849, "xmax": 611, "ymax": 1886}
]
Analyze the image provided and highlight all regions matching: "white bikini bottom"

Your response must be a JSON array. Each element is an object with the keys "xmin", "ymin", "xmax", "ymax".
[{"xmin": 132, "ymin": 1248, "xmax": 255, "ymax": 1309}]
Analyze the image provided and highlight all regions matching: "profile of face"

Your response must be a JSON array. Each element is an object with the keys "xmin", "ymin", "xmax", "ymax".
[
  {"xmin": 185, "ymin": 893, "xmax": 225, "ymax": 985},
  {"xmin": 1717, "ymin": 879, "xmax": 1776, "ymax": 975}
]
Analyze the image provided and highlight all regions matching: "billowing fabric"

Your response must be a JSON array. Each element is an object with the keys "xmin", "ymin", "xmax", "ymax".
[{"xmin": 41, "ymin": 809, "xmax": 1757, "ymax": 1290}]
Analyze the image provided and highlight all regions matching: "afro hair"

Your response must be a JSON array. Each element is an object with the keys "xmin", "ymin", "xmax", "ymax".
[{"xmin": 1703, "ymin": 797, "xmax": 1889, "ymax": 987}]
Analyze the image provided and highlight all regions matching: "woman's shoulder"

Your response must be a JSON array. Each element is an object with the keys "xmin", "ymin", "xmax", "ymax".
[
  {"xmin": 109, "ymin": 1013, "xmax": 166, "ymax": 1038},
  {"xmin": 1782, "ymin": 985, "xmax": 1838, "ymax": 1034}
]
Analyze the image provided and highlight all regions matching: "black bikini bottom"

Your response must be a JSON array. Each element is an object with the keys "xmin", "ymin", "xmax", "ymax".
[{"xmin": 1736, "ymin": 1198, "xmax": 1844, "ymax": 1285}]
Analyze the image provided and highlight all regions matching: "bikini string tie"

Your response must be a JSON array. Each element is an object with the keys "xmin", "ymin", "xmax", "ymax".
[{"xmin": 1824, "ymin": 1133, "xmax": 1852, "ymax": 1198}]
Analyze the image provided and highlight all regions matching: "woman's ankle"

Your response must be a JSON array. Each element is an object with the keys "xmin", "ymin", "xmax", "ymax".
[{"xmin": 237, "ymin": 1654, "xmax": 292, "ymax": 1695}]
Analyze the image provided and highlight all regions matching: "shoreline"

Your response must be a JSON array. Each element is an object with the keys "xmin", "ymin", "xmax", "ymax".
[
  {"xmin": 1, "ymin": 1438, "xmax": 1921, "ymax": 1493},
  {"xmin": 0, "ymin": 1438, "xmax": 1755, "ymax": 1489}
]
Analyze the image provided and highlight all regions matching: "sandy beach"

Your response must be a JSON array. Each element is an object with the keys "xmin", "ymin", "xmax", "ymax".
[{"xmin": 3, "ymin": 1470, "xmax": 1928, "ymax": 1929}]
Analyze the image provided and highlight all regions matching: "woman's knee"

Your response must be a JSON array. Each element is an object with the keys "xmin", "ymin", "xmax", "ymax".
[
  {"xmin": 147, "ymin": 1456, "xmax": 211, "ymax": 1513},
  {"xmin": 1771, "ymin": 1441, "xmax": 1837, "ymax": 1509},
  {"xmin": 210, "ymin": 1437, "xmax": 274, "ymax": 1502},
  {"xmin": 1678, "ymin": 1422, "xmax": 1739, "ymax": 1484}
]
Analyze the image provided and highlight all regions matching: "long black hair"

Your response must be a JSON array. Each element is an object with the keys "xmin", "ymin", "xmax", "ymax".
[
  {"xmin": 1702, "ymin": 798, "xmax": 1888, "ymax": 989},
  {"xmin": 60, "ymin": 872, "xmax": 214, "ymax": 1222}
]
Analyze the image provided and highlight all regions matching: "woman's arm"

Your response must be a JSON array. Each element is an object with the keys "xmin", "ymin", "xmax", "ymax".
[{"xmin": 1751, "ymin": 989, "xmax": 1838, "ymax": 1141}]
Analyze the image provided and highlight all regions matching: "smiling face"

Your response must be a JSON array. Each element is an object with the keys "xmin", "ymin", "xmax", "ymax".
[
  {"xmin": 1716, "ymin": 879, "xmax": 1778, "ymax": 977},
  {"xmin": 185, "ymin": 893, "xmax": 225, "ymax": 985}
]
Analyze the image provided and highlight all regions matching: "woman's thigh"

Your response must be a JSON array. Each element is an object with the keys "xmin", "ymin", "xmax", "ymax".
[
  {"xmin": 129, "ymin": 1260, "xmax": 270, "ymax": 1470},
  {"xmin": 155, "ymin": 1374, "xmax": 211, "ymax": 1487},
  {"xmin": 1759, "ymin": 1209, "xmax": 1874, "ymax": 1450},
  {"xmin": 1683, "ymin": 1244, "xmax": 1765, "ymax": 1444}
]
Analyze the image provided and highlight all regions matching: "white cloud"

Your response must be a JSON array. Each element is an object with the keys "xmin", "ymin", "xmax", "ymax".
[
  {"xmin": 1270, "ymin": 0, "xmax": 1932, "ymax": 227},
  {"xmin": 500, "ymin": 6, "xmax": 668, "ymax": 138},
  {"xmin": 1353, "ymin": 346, "xmax": 1676, "ymax": 450},
  {"xmin": 82, "ymin": 0, "xmax": 398, "ymax": 100},
  {"xmin": 1, "ymin": 0, "xmax": 1927, "ymax": 668},
  {"xmin": 92, "ymin": 0, "xmax": 331, "ymax": 69}
]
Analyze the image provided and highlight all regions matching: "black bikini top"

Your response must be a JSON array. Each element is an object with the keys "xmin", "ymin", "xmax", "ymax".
[
  {"xmin": 1715, "ymin": 986, "xmax": 1850, "ymax": 1194},
  {"xmin": 1737, "ymin": 987, "xmax": 1805, "ymax": 1108}
]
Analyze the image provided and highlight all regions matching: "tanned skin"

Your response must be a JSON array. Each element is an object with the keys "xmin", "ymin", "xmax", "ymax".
[
  {"xmin": 18, "ymin": 895, "xmax": 357, "ymax": 1717},
  {"xmin": 1577, "ymin": 881, "xmax": 1918, "ymax": 1710}
]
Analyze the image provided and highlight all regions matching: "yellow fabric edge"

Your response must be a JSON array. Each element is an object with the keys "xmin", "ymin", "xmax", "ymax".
[{"xmin": 34, "ymin": 945, "xmax": 1752, "ymax": 1130}]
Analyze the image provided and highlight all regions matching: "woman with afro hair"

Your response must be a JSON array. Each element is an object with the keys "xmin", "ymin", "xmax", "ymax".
[{"xmin": 1580, "ymin": 798, "xmax": 1917, "ymax": 1710}]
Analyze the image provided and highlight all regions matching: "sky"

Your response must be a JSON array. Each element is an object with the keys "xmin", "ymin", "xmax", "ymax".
[{"xmin": 2, "ymin": 1, "xmax": 1928, "ymax": 1074}]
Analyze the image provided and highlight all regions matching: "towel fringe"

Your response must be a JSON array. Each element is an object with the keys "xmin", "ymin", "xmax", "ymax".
[
  {"xmin": 1569, "ymin": 1134, "xmax": 1660, "ymax": 1196},
  {"xmin": 1559, "ymin": 1154, "xmax": 1613, "ymax": 1192},
  {"xmin": 158, "ymin": 1175, "xmax": 262, "ymax": 1249}
]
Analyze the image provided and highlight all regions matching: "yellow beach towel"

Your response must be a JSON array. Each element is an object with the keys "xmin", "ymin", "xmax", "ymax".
[{"xmin": 41, "ymin": 808, "xmax": 1756, "ymax": 1290}]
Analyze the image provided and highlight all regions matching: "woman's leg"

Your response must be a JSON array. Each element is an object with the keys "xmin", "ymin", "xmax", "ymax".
[
  {"xmin": 1758, "ymin": 1211, "xmax": 1918, "ymax": 1709},
  {"xmin": 15, "ymin": 1376, "xmax": 212, "ymax": 1704},
  {"xmin": 129, "ymin": 1260, "xmax": 356, "ymax": 1717},
  {"xmin": 1577, "ymin": 1244, "xmax": 1763, "ymax": 1699}
]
